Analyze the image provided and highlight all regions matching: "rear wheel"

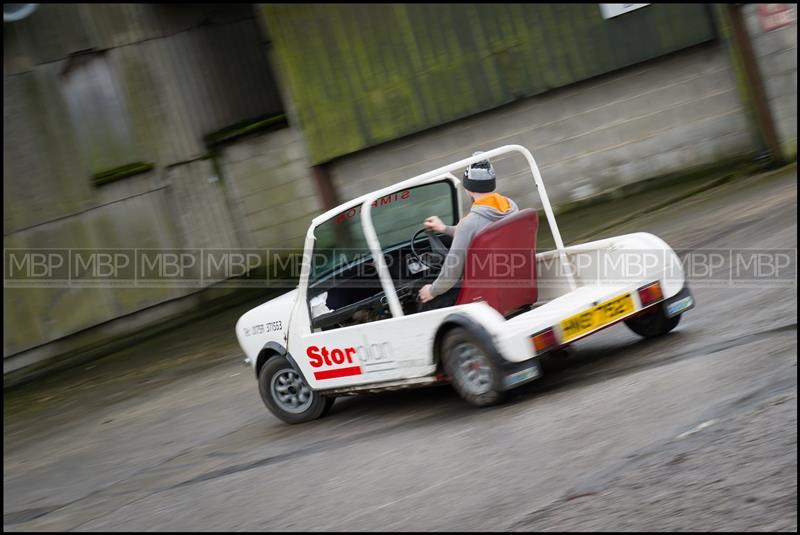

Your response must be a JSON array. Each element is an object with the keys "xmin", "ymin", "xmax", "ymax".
[
  {"xmin": 441, "ymin": 327, "xmax": 505, "ymax": 407},
  {"xmin": 625, "ymin": 304, "xmax": 681, "ymax": 338},
  {"xmin": 258, "ymin": 356, "xmax": 334, "ymax": 424}
]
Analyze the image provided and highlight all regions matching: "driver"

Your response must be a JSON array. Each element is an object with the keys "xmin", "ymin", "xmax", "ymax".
[{"xmin": 418, "ymin": 153, "xmax": 519, "ymax": 310}]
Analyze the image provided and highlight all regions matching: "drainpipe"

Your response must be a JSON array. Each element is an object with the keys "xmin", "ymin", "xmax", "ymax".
[
  {"xmin": 310, "ymin": 165, "xmax": 339, "ymax": 211},
  {"xmin": 723, "ymin": 4, "xmax": 785, "ymax": 167},
  {"xmin": 311, "ymin": 164, "xmax": 353, "ymax": 246}
]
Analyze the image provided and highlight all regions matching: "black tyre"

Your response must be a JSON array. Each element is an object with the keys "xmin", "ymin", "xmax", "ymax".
[
  {"xmin": 625, "ymin": 304, "xmax": 681, "ymax": 338},
  {"xmin": 441, "ymin": 327, "xmax": 505, "ymax": 407},
  {"xmin": 258, "ymin": 356, "xmax": 334, "ymax": 424}
]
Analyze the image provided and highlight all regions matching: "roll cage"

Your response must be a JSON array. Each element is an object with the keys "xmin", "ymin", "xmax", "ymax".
[{"xmin": 298, "ymin": 145, "xmax": 577, "ymax": 318}]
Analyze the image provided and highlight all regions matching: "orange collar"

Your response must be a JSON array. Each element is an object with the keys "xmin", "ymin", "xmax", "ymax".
[{"xmin": 473, "ymin": 192, "xmax": 511, "ymax": 212}]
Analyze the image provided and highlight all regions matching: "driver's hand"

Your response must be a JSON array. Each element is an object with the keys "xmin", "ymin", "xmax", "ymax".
[
  {"xmin": 424, "ymin": 216, "xmax": 446, "ymax": 233},
  {"xmin": 418, "ymin": 284, "xmax": 434, "ymax": 303}
]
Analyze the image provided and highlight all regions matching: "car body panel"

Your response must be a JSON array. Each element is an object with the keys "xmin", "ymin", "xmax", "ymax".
[{"xmin": 235, "ymin": 145, "xmax": 692, "ymax": 400}]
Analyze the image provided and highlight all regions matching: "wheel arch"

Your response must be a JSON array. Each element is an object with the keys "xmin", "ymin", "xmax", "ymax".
[
  {"xmin": 433, "ymin": 313, "xmax": 503, "ymax": 369},
  {"xmin": 255, "ymin": 341, "xmax": 302, "ymax": 378},
  {"xmin": 432, "ymin": 321, "xmax": 461, "ymax": 369}
]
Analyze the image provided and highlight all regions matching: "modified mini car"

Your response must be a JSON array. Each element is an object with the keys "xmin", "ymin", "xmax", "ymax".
[{"xmin": 236, "ymin": 145, "xmax": 695, "ymax": 423}]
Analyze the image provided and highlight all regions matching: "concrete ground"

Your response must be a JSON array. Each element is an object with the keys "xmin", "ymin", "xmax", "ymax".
[{"xmin": 3, "ymin": 165, "xmax": 797, "ymax": 532}]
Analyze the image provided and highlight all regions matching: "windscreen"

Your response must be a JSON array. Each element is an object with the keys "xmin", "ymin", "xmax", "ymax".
[{"xmin": 310, "ymin": 180, "xmax": 457, "ymax": 285}]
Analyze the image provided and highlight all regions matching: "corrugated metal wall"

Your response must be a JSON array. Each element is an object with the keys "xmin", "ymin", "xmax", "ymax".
[
  {"xmin": 3, "ymin": 4, "xmax": 286, "ymax": 357},
  {"xmin": 262, "ymin": 3, "xmax": 718, "ymax": 164},
  {"xmin": 4, "ymin": 4, "xmax": 284, "ymax": 175}
]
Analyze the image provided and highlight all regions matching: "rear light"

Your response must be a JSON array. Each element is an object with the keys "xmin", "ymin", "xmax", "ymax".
[
  {"xmin": 638, "ymin": 281, "xmax": 664, "ymax": 307},
  {"xmin": 532, "ymin": 328, "xmax": 557, "ymax": 353}
]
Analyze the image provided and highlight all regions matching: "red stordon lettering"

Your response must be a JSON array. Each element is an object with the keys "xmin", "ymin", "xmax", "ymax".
[
  {"xmin": 306, "ymin": 345, "xmax": 363, "ymax": 380},
  {"xmin": 335, "ymin": 190, "xmax": 410, "ymax": 223}
]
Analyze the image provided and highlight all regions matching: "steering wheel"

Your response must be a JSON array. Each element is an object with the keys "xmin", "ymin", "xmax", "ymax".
[{"xmin": 410, "ymin": 227, "xmax": 449, "ymax": 269}]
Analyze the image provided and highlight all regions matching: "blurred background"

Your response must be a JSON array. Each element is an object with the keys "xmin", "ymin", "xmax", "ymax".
[
  {"xmin": 3, "ymin": 4, "xmax": 797, "ymax": 532},
  {"xmin": 3, "ymin": 3, "xmax": 796, "ymax": 384}
]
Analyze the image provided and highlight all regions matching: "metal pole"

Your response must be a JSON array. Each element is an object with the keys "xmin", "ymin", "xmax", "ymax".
[{"xmin": 727, "ymin": 4, "xmax": 785, "ymax": 167}]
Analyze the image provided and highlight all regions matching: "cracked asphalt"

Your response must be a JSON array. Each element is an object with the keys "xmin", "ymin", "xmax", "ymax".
[{"xmin": 3, "ymin": 165, "xmax": 797, "ymax": 531}]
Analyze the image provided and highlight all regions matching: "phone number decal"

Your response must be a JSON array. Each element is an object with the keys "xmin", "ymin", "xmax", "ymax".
[{"xmin": 243, "ymin": 320, "xmax": 282, "ymax": 337}]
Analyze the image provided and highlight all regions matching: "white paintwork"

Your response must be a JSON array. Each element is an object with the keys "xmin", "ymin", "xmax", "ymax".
[
  {"xmin": 236, "ymin": 289, "xmax": 296, "ymax": 367},
  {"xmin": 235, "ymin": 145, "xmax": 688, "ymax": 394}
]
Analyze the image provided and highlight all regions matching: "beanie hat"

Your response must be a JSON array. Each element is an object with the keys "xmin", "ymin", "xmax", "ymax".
[{"xmin": 463, "ymin": 152, "xmax": 496, "ymax": 193}]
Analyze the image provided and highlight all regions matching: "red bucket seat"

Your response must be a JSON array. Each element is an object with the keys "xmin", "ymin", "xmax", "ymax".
[{"xmin": 455, "ymin": 208, "xmax": 539, "ymax": 316}]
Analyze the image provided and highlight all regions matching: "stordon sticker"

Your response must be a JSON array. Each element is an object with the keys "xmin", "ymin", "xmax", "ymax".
[{"xmin": 306, "ymin": 345, "xmax": 363, "ymax": 380}]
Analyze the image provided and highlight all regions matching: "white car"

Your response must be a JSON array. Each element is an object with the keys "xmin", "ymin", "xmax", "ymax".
[{"xmin": 236, "ymin": 145, "xmax": 695, "ymax": 423}]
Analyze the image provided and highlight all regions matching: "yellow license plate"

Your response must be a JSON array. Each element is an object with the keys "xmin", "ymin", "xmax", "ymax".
[{"xmin": 560, "ymin": 293, "xmax": 635, "ymax": 342}]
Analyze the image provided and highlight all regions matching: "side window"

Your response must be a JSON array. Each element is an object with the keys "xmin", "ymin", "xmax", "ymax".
[{"xmin": 311, "ymin": 209, "xmax": 370, "ymax": 285}]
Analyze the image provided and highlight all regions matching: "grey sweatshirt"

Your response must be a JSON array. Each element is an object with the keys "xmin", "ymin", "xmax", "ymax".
[{"xmin": 430, "ymin": 197, "xmax": 519, "ymax": 297}]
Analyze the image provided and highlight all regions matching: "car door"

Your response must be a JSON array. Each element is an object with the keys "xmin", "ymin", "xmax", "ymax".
[{"xmin": 288, "ymin": 178, "xmax": 460, "ymax": 391}]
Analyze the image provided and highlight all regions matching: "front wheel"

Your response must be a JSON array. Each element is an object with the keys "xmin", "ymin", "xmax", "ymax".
[
  {"xmin": 625, "ymin": 304, "xmax": 681, "ymax": 338},
  {"xmin": 441, "ymin": 327, "xmax": 505, "ymax": 407},
  {"xmin": 258, "ymin": 356, "xmax": 334, "ymax": 424}
]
